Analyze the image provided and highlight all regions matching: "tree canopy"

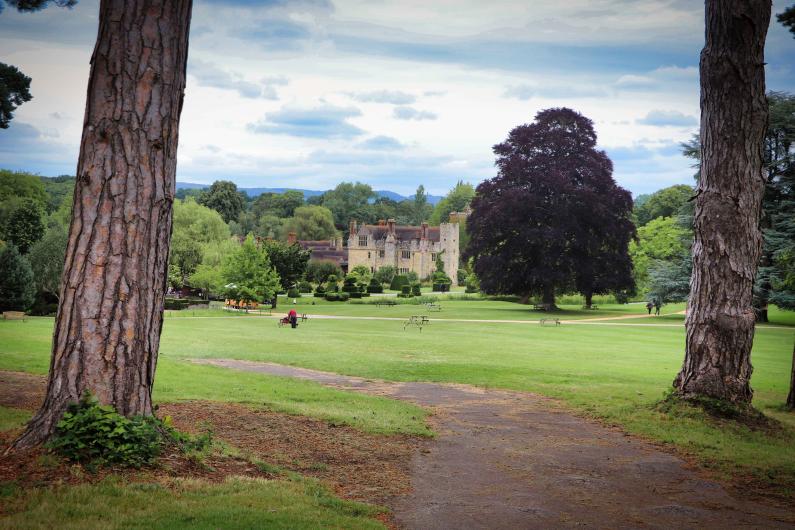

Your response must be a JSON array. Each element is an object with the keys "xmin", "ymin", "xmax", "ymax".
[
  {"xmin": 466, "ymin": 107, "xmax": 635, "ymax": 306},
  {"xmin": 429, "ymin": 181, "xmax": 475, "ymax": 225},
  {"xmin": 0, "ymin": 244, "xmax": 35, "ymax": 311},
  {"xmin": 282, "ymin": 205, "xmax": 338, "ymax": 241},
  {"xmin": 197, "ymin": 180, "xmax": 247, "ymax": 223},
  {"xmin": 0, "ymin": 63, "xmax": 32, "ymax": 129},
  {"xmin": 223, "ymin": 235, "xmax": 281, "ymax": 304},
  {"xmin": 320, "ymin": 182, "xmax": 376, "ymax": 229},
  {"xmin": 633, "ymin": 184, "xmax": 694, "ymax": 226}
]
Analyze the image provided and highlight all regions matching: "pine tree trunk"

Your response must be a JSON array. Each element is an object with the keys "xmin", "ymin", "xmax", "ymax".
[
  {"xmin": 788, "ymin": 340, "xmax": 795, "ymax": 410},
  {"xmin": 674, "ymin": 0, "xmax": 770, "ymax": 404},
  {"xmin": 14, "ymin": 0, "xmax": 192, "ymax": 448}
]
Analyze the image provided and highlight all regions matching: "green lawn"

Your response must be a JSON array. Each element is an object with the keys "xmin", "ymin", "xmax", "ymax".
[
  {"xmin": 1, "ymin": 300, "xmax": 794, "ymax": 496},
  {"xmin": 262, "ymin": 297, "xmax": 687, "ymax": 321},
  {"xmin": 0, "ymin": 476, "xmax": 383, "ymax": 530}
]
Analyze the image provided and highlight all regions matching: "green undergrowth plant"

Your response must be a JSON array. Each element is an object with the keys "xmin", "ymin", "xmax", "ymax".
[{"xmin": 47, "ymin": 392, "xmax": 213, "ymax": 469}]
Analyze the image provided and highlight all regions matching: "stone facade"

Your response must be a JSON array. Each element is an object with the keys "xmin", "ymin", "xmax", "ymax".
[{"xmin": 347, "ymin": 218, "xmax": 459, "ymax": 284}]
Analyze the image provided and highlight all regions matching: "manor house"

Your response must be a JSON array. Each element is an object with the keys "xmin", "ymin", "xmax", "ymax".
[{"xmin": 346, "ymin": 217, "xmax": 460, "ymax": 285}]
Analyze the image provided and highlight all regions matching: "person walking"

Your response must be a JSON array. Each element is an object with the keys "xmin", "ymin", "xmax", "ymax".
[
  {"xmin": 646, "ymin": 301, "xmax": 653, "ymax": 315},
  {"xmin": 654, "ymin": 299, "xmax": 661, "ymax": 316},
  {"xmin": 288, "ymin": 308, "xmax": 298, "ymax": 328}
]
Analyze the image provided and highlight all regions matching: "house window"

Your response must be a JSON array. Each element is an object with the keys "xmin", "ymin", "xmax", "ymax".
[
  {"xmin": 431, "ymin": 253, "xmax": 437, "ymax": 262},
  {"xmin": 401, "ymin": 250, "xmax": 411, "ymax": 259},
  {"xmin": 358, "ymin": 236, "xmax": 368, "ymax": 247},
  {"xmin": 399, "ymin": 267, "xmax": 409, "ymax": 275},
  {"xmin": 379, "ymin": 250, "xmax": 385, "ymax": 258}
]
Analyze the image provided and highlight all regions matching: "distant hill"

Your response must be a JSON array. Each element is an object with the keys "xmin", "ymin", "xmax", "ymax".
[{"xmin": 176, "ymin": 182, "xmax": 443, "ymax": 205}]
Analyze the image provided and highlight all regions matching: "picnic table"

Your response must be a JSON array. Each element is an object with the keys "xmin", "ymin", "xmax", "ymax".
[
  {"xmin": 404, "ymin": 315, "xmax": 430, "ymax": 331},
  {"xmin": 539, "ymin": 318, "xmax": 561, "ymax": 326},
  {"xmin": 425, "ymin": 303, "xmax": 442, "ymax": 312},
  {"xmin": 375, "ymin": 300, "xmax": 397, "ymax": 307}
]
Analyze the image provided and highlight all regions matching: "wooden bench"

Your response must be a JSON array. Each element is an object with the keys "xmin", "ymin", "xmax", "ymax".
[
  {"xmin": 279, "ymin": 313, "xmax": 308, "ymax": 327},
  {"xmin": 2, "ymin": 311, "xmax": 26, "ymax": 321},
  {"xmin": 403, "ymin": 315, "xmax": 430, "ymax": 331},
  {"xmin": 425, "ymin": 303, "xmax": 442, "ymax": 312},
  {"xmin": 533, "ymin": 303, "xmax": 551, "ymax": 311},
  {"xmin": 539, "ymin": 318, "xmax": 561, "ymax": 326}
]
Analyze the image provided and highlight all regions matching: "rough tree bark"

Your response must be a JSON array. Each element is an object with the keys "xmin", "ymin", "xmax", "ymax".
[
  {"xmin": 788, "ymin": 342, "xmax": 795, "ymax": 410},
  {"xmin": 14, "ymin": 0, "xmax": 192, "ymax": 448},
  {"xmin": 542, "ymin": 285, "xmax": 556, "ymax": 309},
  {"xmin": 674, "ymin": 0, "xmax": 770, "ymax": 404}
]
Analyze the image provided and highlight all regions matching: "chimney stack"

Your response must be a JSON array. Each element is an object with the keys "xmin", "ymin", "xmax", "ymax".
[
  {"xmin": 421, "ymin": 221, "xmax": 428, "ymax": 240},
  {"xmin": 387, "ymin": 218, "xmax": 396, "ymax": 235},
  {"xmin": 287, "ymin": 232, "xmax": 297, "ymax": 245},
  {"xmin": 349, "ymin": 219, "xmax": 358, "ymax": 235}
]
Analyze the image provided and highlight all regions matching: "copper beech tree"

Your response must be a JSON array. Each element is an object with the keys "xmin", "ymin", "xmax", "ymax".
[
  {"xmin": 14, "ymin": 0, "xmax": 193, "ymax": 448},
  {"xmin": 466, "ymin": 108, "xmax": 635, "ymax": 309},
  {"xmin": 673, "ymin": 0, "xmax": 771, "ymax": 404}
]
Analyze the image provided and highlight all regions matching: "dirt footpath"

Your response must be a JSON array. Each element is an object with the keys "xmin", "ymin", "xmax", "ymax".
[{"xmin": 196, "ymin": 359, "xmax": 795, "ymax": 530}]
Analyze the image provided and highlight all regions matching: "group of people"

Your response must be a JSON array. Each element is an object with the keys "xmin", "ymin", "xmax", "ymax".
[{"xmin": 646, "ymin": 299, "xmax": 662, "ymax": 316}]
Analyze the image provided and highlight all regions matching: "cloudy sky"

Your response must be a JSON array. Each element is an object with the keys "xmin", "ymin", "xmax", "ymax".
[{"xmin": 1, "ymin": 0, "xmax": 793, "ymax": 196}]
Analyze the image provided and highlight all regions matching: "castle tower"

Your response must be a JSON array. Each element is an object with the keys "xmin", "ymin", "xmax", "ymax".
[{"xmin": 440, "ymin": 217, "xmax": 460, "ymax": 285}]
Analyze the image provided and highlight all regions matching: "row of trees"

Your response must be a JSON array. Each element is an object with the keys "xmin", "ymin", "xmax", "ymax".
[
  {"xmin": 0, "ymin": 170, "xmax": 72, "ymax": 313},
  {"xmin": 628, "ymin": 91, "xmax": 795, "ymax": 321},
  {"xmin": 178, "ymin": 179, "xmax": 475, "ymax": 245}
]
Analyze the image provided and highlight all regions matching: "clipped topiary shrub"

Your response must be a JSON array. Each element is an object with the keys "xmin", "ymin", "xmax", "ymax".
[
  {"xmin": 298, "ymin": 280, "xmax": 313, "ymax": 293},
  {"xmin": 367, "ymin": 278, "xmax": 383, "ymax": 294},
  {"xmin": 325, "ymin": 292, "xmax": 340, "ymax": 301},
  {"xmin": 342, "ymin": 274, "xmax": 359, "ymax": 294},
  {"xmin": 390, "ymin": 274, "xmax": 409, "ymax": 291},
  {"xmin": 314, "ymin": 284, "xmax": 326, "ymax": 296},
  {"xmin": 338, "ymin": 292, "xmax": 350, "ymax": 302},
  {"xmin": 287, "ymin": 287, "xmax": 301, "ymax": 298},
  {"xmin": 398, "ymin": 285, "xmax": 413, "ymax": 298},
  {"xmin": 411, "ymin": 283, "xmax": 422, "ymax": 296}
]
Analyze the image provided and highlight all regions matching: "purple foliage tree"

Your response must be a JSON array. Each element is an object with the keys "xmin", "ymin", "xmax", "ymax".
[{"xmin": 466, "ymin": 108, "xmax": 635, "ymax": 308}]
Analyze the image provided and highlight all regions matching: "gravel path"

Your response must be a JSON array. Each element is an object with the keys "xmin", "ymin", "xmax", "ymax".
[{"xmin": 194, "ymin": 359, "xmax": 795, "ymax": 529}]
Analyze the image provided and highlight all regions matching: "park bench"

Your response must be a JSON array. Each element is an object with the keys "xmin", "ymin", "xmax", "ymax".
[
  {"xmin": 533, "ymin": 303, "xmax": 551, "ymax": 311},
  {"xmin": 539, "ymin": 318, "xmax": 561, "ymax": 326},
  {"xmin": 2, "ymin": 311, "xmax": 26, "ymax": 321},
  {"xmin": 403, "ymin": 315, "xmax": 430, "ymax": 331},
  {"xmin": 425, "ymin": 303, "xmax": 442, "ymax": 312},
  {"xmin": 375, "ymin": 300, "xmax": 397, "ymax": 307},
  {"xmin": 278, "ymin": 313, "xmax": 307, "ymax": 327},
  {"xmin": 582, "ymin": 305, "xmax": 599, "ymax": 310}
]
